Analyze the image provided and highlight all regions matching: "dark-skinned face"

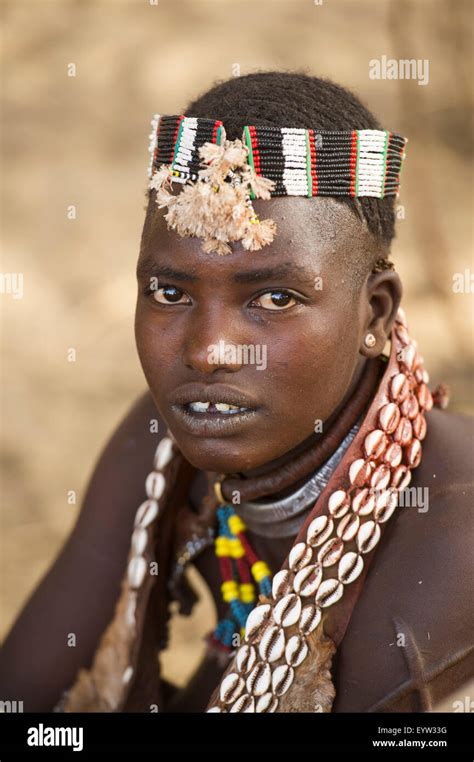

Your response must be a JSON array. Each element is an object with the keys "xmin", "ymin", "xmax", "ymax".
[{"xmin": 135, "ymin": 195, "xmax": 399, "ymax": 475}]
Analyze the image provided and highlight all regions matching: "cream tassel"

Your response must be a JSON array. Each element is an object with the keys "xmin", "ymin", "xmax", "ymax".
[{"xmin": 148, "ymin": 131, "xmax": 277, "ymax": 255}]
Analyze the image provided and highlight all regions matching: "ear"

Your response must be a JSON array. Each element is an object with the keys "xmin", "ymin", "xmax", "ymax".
[{"xmin": 359, "ymin": 270, "xmax": 403, "ymax": 358}]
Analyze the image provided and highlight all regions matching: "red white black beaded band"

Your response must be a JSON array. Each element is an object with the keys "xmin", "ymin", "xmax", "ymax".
[
  {"xmin": 145, "ymin": 115, "xmax": 408, "ymax": 255},
  {"xmin": 147, "ymin": 115, "xmax": 407, "ymax": 199}
]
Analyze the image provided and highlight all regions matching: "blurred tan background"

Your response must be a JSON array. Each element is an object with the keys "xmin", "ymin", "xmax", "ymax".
[{"xmin": 1, "ymin": 0, "xmax": 473, "ymax": 687}]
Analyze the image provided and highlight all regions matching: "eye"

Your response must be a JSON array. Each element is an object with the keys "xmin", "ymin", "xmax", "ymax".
[
  {"xmin": 149, "ymin": 285, "xmax": 191, "ymax": 305},
  {"xmin": 250, "ymin": 290, "xmax": 298, "ymax": 311}
]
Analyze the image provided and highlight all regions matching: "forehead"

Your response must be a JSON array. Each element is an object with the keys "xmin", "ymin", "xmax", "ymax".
[{"xmin": 140, "ymin": 195, "xmax": 373, "ymax": 278}]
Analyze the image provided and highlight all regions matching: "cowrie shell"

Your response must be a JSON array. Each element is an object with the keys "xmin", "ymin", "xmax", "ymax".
[
  {"xmin": 384, "ymin": 442, "xmax": 402, "ymax": 468},
  {"xmin": 400, "ymin": 394, "xmax": 419, "ymax": 420},
  {"xmin": 236, "ymin": 644, "xmax": 257, "ymax": 675},
  {"xmin": 134, "ymin": 499, "xmax": 159, "ymax": 528},
  {"xmin": 245, "ymin": 604, "xmax": 271, "ymax": 641},
  {"xmin": 288, "ymin": 542, "xmax": 313, "ymax": 571},
  {"xmin": 316, "ymin": 578, "xmax": 343, "ymax": 608},
  {"xmin": 405, "ymin": 438, "xmax": 422, "ymax": 468},
  {"xmin": 207, "ymin": 707, "xmax": 221, "ymax": 713},
  {"xmin": 337, "ymin": 512, "xmax": 360, "ymax": 542},
  {"xmin": 351, "ymin": 488, "xmax": 375, "ymax": 517},
  {"xmin": 306, "ymin": 516, "xmax": 334, "ymax": 548},
  {"xmin": 272, "ymin": 569, "xmax": 292, "ymax": 599},
  {"xmin": 401, "ymin": 343, "xmax": 416, "ymax": 371},
  {"xmin": 396, "ymin": 324, "xmax": 410, "ymax": 346},
  {"xmin": 285, "ymin": 634, "xmax": 308, "ymax": 667},
  {"xmin": 393, "ymin": 417, "xmax": 413, "ymax": 447},
  {"xmin": 272, "ymin": 665, "xmax": 294, "ymax": 697},
  {"xmin": 293, "ymin": 563, "xmax": 322, "ymax": 596},
  {"xmin": 317, "ymin": 537, "xmax": 344, "ymax": 567},
  {"xmin": 256, "ymin": 693, "xmax": 278, "ymax": 713},
  {"xmin": 416, "ymin": 383, "xmax": 433, "ymax": 410},
  {"xmin": 374, "ymin": 489, "xmax": 398, "ymax": 523},
  {"xmin": 379, "ymin": 402, "xmax": 400, "ymax": 434},
  {"xmin": 131, "ymin": 527, "xmax": 148, "ymax": 555},
  {"xmin": 145, "ymin": 470, "xmax": 166, "ymax": 500},
  {"xmin": 122, "ymin": 666, "xmax": 133, "ymax": 685},
  {"xmin": 413, "ymin": 413, "xmax": 427, "ymax": 441},
  {"xmin": 273, "ymin": 593, "xmax": 302, "ymax": 628},
  {"xmin": 364, "ymin": 430, "xmax": 388, "ymax": 459},
  {"xmin": 328, "ymin": 490, "xmax": 350, "ymax": 518},
  {"xmin": 371, "ymin": 464, "xmax": 391, "ymax": 491},
  {"xmin": 357, "ymin": 521, "xmax": 381, "ymax": 554},
  {"xmin": 391, "ymin": 465, "xmax": 412, "ymax": 491},
  {"xmin": 246, "ymin": 662, "xmax": 272, "ymax": 696},
  {"xmin": 338, "ymin": 552, "xmax": 364, "ymax": 585},
  {"xmin": 127, "ymin": 556, "xmax": 147, "ymax": 589},
  {"xmin": 230, "ymin": 694, "xmax": 255, "ymax": 712},
  {"xmin": 349, "ymin": 458, "xmax": 373, "ymax": 488},
  {"xmin": 390, "ymin": 373, "xmax": 409, "ymax": 404},
  {"xmin": 153, "ymin": 437, "xmax": 174, "ymax": 470},
  {"xmin": 220, "ymin": 673, "xmax": 245, "ymax": 704},
  {"xmin": 299, "ymin": 603, "xmax": 322, "ymax": 635},
  {"xmin": 258, "ymin": 625, "xmax": 286, "ymax": 663},
  {"xmin": 417, "ymin": 383, "xmax": 433, "ymax": 410}
]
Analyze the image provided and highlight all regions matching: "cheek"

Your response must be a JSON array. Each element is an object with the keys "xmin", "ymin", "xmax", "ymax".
[
  {"xmin": 268, "ymin": 307, "xmax": 362, "ymax": 429},
  {"xmin": 134, "ymin": 303, "xmax": 174, "ymax": 396}
]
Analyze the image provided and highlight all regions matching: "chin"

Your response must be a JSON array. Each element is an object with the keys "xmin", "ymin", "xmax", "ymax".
[{"xmin": 169, "ymin": 434, "xmax": 265, "ymax": 474}]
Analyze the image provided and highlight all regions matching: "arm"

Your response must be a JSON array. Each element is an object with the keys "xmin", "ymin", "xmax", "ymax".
[{"xmin": 0, "ymin": 390, "xmax": 168, "ymax": 712}]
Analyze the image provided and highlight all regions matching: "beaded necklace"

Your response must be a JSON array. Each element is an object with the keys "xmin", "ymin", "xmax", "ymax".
[{"xmin": 207, "ymin": 506, "xmax": 272, "ymax": 656}]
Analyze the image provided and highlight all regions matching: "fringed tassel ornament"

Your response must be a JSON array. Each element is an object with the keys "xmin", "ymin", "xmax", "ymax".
[{"xmin": 148, "ymin": 126, "xmax": 277, "ymax": 256}]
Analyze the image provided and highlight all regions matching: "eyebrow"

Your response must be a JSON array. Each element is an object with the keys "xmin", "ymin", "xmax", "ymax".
[
  {"xmin": 136, "ymin": 257, "xmax": 307, "ymax": 284},
  {"xmin": 136, "ymin": 260, "xmax": 198, "ymax": 282}
]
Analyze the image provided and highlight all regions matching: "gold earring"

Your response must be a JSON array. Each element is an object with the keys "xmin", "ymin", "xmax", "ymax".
[{"xmin": 364, "ymin": 333, "xmax": 377, "ymax": 348}]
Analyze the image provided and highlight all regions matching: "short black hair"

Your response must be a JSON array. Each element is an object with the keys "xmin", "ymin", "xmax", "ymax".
[{"xmin": 184, "ymin": 70, "xmax": 396, "ymax": 245}]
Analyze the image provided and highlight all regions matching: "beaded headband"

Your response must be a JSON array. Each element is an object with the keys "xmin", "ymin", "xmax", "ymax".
[{"xmin": 147, "ymin": 114, "xmax": 408, "ymax": 256}]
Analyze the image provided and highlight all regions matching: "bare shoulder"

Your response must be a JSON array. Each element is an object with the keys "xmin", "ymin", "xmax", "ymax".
[
  {"xmin": 414, "ymin": 407, "xmax": 474, "ymax": 516},
  {"xmin": 422, "ymin": 407, "xmax": 474, "ymax": 472},
  {"xmin": 336, "ymin": 408, "xmax": 474, "ymax": 711}
]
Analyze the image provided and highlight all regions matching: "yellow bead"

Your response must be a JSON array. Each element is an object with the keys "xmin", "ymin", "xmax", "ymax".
[
  {"xmin": 239, "ymin": 584, "xmax": 255, "ymax": 603},
  {"xmin": 221, "ymin": 580, "xmax": 238, "ymax": 602},
  {"xmin": 228, "ymin": 538, "xmax": 245, "ymax": 558},
  {"xmin": 215, "ymin": 537, "xmax": 230, "ymax": 557},
  {"xmin": 251, "ymin": 560, "xmax": 271, "ymax": 583},
  {"xmin": 221, "ymin": 580, "xmax": 238, "ymax": 593},
  {"xmin": 228, "ymin": 514, "xmax": 246, "ymax": 535}
]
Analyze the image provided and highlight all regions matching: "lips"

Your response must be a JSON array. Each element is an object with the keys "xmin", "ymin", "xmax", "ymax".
[
  {"xmin": 170, "ymin": 383, "xmax": 259, "ymax": 410},
  {"xmin": 169, "ymin": 383, "xmax": 261, "ymax": 437}
]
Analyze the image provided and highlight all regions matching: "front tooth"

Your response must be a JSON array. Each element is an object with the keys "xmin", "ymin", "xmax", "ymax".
[
  {"xmin": 215, "ymin": 403, "xmax": 231, "ymax": 411},
  {"xmin": 190, "ymin": 401, "xmax": 210, "ymax": 412}
]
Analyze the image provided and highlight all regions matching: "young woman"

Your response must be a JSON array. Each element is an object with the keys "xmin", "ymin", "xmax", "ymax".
[{"xmin": 1, "ymin": 72, "xmax": 472, "ymax": 714}]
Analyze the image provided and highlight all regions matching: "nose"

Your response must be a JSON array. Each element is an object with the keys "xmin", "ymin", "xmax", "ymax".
[{"xmin": 181, "ymin": 303, "xmax": 244, "ymax": 375}]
